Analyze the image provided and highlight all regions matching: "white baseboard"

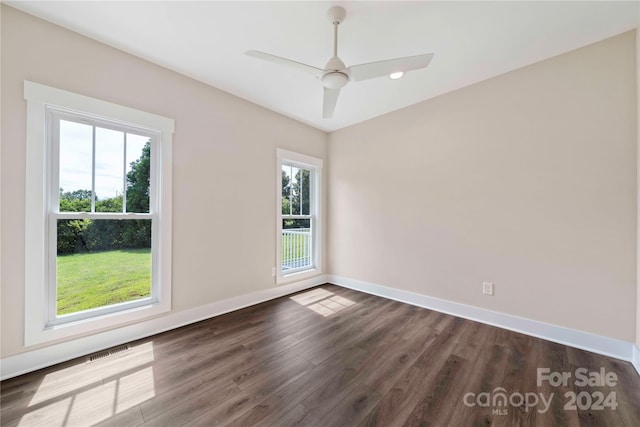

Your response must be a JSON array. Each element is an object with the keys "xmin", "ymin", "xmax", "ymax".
[
  {"xmin": 328, "ymin": 275, "xmax": 637, "ymax": 365},
  {"xmin": 0, "ymin": 275, "xmax": 327, "ymax": 381},
  {"xmin": 3, "ymin": 274, "xmax": 637, "ymax": 381},
  {"xmin": 632, "ymin": 345, "xmax": 640, "ymax": 376}
]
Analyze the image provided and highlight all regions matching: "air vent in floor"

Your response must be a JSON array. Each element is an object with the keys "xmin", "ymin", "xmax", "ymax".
[{"xmin": 87, "ymin": 344, "xmax": 130, "ymax": 363}]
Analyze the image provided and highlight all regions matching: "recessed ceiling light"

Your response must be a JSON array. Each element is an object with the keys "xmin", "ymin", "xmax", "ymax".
[{"xmin": 389, "ymin": 71, "xmax": 404, "ymax": 80}]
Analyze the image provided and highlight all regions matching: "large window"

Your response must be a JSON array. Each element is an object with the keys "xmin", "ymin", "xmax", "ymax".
[
  {"xmin": 276, "ymin": 149, "xmax": 322, "ymax": 283},
  {"xmin": 24, "ymin": 81, "xmax": 173, "ymax": 345},
  {"xmin": 49, "ymin": 112, "xmax": 157, "ymax": 324}
]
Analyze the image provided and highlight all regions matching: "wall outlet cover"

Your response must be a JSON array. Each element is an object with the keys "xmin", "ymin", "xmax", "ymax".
[{"xmin": 483, "ymin": 282, "xmax": 494, "ymax": 296}]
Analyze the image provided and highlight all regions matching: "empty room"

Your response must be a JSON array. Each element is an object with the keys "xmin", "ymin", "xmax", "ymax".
[{"xmin": 2, "ymin": 1, "xmax": 640, "ymax": 426}]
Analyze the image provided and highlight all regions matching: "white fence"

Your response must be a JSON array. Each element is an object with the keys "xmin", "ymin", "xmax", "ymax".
[{"xmin": 282, "ymin": 228, "xmax": 311, "ymax": 271}]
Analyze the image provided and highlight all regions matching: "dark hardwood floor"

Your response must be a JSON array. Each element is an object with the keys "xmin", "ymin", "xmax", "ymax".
[{"xmin": 2, "ymin": 284, "xmax": 640, "ymax": 426}]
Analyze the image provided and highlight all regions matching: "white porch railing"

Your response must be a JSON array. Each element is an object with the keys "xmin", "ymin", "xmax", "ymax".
[{"xmin": 282, "ymin": 228, "xmax": 311, "ymax": 271}]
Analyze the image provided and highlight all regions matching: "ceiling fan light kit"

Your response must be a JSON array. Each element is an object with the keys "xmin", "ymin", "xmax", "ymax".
[
  {"xmin": 246, "ymin": 6, "xmax": 433, "ymax": 118},
  {"xmin": 323, "ymin": 72, "xmax": 349, "ymax": 90}
]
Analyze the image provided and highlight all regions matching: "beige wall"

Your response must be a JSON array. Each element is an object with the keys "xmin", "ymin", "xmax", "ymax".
[
  {"xmin": 0, "ymin": 6, "xmax": 327, "ymax": 358},
  {"xmin": 328, "ymin": 31, "xmax": 637, "ymax": 342}
]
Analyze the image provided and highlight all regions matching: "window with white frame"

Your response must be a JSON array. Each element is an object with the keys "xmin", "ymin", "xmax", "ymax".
[
  {"xmin": 276, "ymin": 149, "xmax": 322, "ymax": 283},
  {"xmin": 24, "ymin": 81, "xmax": 173, "ymax": 345}
]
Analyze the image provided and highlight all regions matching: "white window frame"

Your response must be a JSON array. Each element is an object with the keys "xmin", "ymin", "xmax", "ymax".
[
  {"xmin": 276, "ymin": 148, "xmax": 322, "ymax": 284},
  {"xmin": 47, "ymin": 110, "xmax": 159, "ymax": 326},
  {"xmin": 24, "ymin": 81, "xmax": 174, "ymax": 346}
]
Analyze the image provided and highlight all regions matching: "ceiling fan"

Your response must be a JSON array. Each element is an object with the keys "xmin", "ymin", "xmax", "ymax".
[{"xmin": 246, "ymin": 6, "xmax": 434, "ymax": 119}]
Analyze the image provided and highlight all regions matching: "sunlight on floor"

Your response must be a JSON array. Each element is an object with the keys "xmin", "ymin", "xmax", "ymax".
[
  {"xmin": 112, "ymin": 366, "xmax": 156, "ymax": 413},
  {"xmin": 19, "ymin": 342, "xmax": 157, "ymax": 426},
  {"xmin": 290, "ymin": 288, "xmax": 356, "ymax": 317},
  {"xmin": 289, "ymin": 288, "xmax": 334, "ymax": 305}
]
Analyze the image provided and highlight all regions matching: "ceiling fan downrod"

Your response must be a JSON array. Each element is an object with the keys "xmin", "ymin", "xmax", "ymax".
[{"xmin": 323, "ymin": 6, "xmax": 349, "ymax": 89}]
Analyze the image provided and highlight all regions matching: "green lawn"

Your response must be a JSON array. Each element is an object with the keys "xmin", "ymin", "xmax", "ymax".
[{"xmin": 57, "ymin": 249, "xmax": 151, "ymax": 315}]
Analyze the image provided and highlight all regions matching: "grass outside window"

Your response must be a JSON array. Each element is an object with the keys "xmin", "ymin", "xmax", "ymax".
[{"xmin": 56, "ymin": 249, "xmax": 151, "ymax": 315}]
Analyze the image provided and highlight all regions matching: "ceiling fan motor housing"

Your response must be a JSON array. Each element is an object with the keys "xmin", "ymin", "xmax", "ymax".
[{"xmin": 323, "ymin": 55, "xmax": 349, "ymax": 89}]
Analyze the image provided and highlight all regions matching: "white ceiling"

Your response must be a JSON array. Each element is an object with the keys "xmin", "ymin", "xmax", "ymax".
[{"xmin": 6, "ymin": 1, "xmax": 639, "ymax": 132}]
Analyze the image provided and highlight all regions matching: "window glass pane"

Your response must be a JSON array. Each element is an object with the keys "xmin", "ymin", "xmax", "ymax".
[
  {"xmin": 95, "ymin": 127, "xmax": 124, "ymax": 212},
  {"xmin": 299, "ymin": 168, "xmax": 310, "ymax": 215},
  {"xmin": 282, "ymin": 165, "xmax": 292, "ymax": 215},
  {"xmin": 56, "ymin": 218, "xmax": 152, "ymax": 316},
  {"xmin": 59, "ymin": 120, "xmax": 93, "ymax": 212},
  {"xmin": 286, "ymin": 166, "xmax": 311, "ymax": 216},
  {"xmin": 291, "ymin": 166, "xmax": 301, "ymax": 215},
  {"xmin": 126, "ymin": 134, "xmax": 151, "ymax": 213},
  {"xmin": 281, "ymin": 218, "xmax": 311, "ymax": 271}
]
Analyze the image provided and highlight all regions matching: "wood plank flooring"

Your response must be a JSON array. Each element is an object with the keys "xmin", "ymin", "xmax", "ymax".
[{"xmin": 2, "ymin": 284, "xmax": 640, "ymax": 426}]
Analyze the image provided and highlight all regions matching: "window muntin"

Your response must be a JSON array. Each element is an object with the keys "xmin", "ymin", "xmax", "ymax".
[{"xmin": 47, "ymin": 110, "xmax": 159, "ymax": 326}]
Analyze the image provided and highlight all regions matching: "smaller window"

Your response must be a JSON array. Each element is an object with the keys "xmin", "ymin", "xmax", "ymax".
[{"xmin": 276, "ymin": 149, "xmax": 323, "ymax": 284}]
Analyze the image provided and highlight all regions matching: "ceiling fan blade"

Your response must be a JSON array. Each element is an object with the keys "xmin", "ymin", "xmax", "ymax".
[
  {"xmin": 323, "ymin": 87, "xmax": 341, "ymax": 119},
  {"xmin": 349, "ymin": 53, "xmax": 434, "ymax": 81},
  {"xmin": 245, "ymin": 50, "xmax": 324, "ymax": 77}
]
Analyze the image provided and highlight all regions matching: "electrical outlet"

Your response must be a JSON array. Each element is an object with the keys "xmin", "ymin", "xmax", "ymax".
[
  {"xmin": 482, "ymin": 282, "xmax": 494, "ymax": 296},
  {"xmin": 271, "ymin": 267, "xmax": 276, "ymax": 277}
]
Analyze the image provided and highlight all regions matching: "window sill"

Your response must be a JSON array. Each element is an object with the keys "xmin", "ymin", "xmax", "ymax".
[
  {"xmin": 26, "ymin": 300, "xmax": 171, "ymax": 347},
  {"xmin": 276, "ymin": 268, "xmax": 322, "ymax": 286}
]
